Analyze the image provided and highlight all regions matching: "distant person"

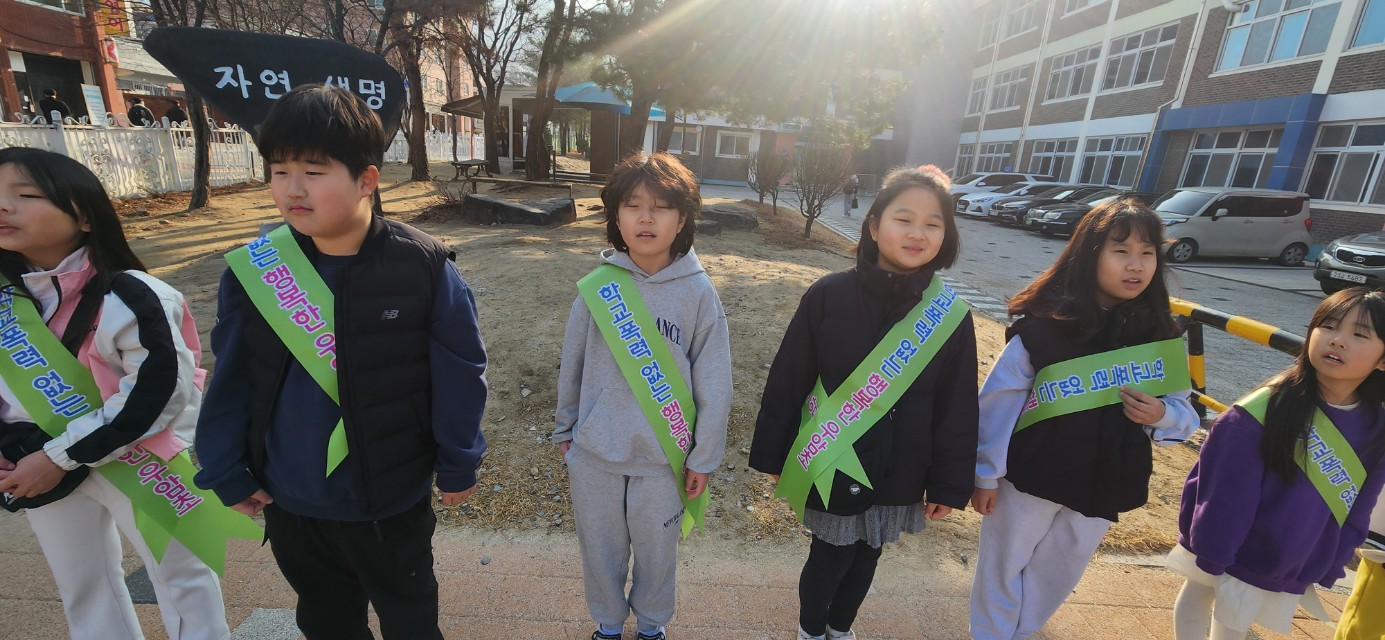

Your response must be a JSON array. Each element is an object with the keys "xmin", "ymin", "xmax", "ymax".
[
  {"xmin": 127, "ymin": 98, "xmax": 155, "ymax": 127},
  {"xmin": 752, "ymin": 166, "xmax": 977, "ymax": 640},
  {"xmin": 1172, "ymin": 288, "xmax": 1385, "ymax": 640},
  {"xmin": 164, "ymin": 101, "xmax": 188, "ymax": 126},
  {"xmin": 193, "ymin": 84, "xmax": 488, "ymax": 640},
  {"xmin": 555, "ymin": 153, "xmax": 731, "ymax": 640},
  {"xmin": 970, "ymin": 199, "xmax": 1198, "ymax": 639},
  {"xmin": 842, "ymin": 174, "xmax": 859, "ymax": 217},
  {"xmin": 38, "ymin": 89, "xmax": 71, "ymax": 121}
]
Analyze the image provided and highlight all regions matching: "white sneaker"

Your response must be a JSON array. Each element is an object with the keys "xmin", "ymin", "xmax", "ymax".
[
  {"xmin": 826, "ymin": 627, "xmax": 857, "ymax": 640},
  {"xmin": 797, "ymin": 626, "xmax": 826, "ymax": 640}
]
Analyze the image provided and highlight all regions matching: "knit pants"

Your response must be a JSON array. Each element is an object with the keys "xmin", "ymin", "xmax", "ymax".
[
  {"xmin": 567, "ymin": 452, "xmax": 685, "ymax": 633},
  {"xmin": 969, "ymin": 479, "xmax": 1111, "ymax": 640},
  {"xmin": 25, "ymin": 473, "xmax": 229, "ymax": 640}
]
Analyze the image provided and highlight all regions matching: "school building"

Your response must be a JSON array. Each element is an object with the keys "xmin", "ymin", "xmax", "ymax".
[{"xmin": 906, "ymin": 0, "xmax": 1385, "ymax": 242}]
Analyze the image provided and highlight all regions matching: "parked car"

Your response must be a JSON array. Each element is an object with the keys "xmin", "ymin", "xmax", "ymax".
[
  {"xmin": 987, "ymin": 185, "xmax": 1077, "ymax": 224},
  {"xmin": 1031, "ymin": 189, "xmax": 1162, "ymax": 236},
  {"xmin": 949, "ymin": 172, "xmax": 1057, "ymax": 201},
  {"xmin": 994, "ymin": 185, "xmax": 1107, "ymax": 228},
  {"xmin": 1315, "ymin": 232, "xmax": 1385, "ymax": 294},
  {"xmin": 955, "ymin": 181, "xmax": 1060, "ymax": 217},
  {"xmin": 1152, "ymin": 187, "xmax": 1312, "ymax": 266}
]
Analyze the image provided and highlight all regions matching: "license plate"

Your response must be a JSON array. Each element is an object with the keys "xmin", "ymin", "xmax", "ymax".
[{"xmin": 1330, "ymin": 270, "xmax": 1368, "ymax": 284}]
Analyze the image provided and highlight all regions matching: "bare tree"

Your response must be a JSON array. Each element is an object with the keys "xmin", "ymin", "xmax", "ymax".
[
  {"xmin": 791, "ymin": 146, "xmax": 854, "ymax": 239},
  {"xmin": 746, "ymin": 146, "xmax": 789, "ymax": 212},
  {"xmin": 458, "ymin": 0, "xmax": 534, "ymax": 174},
  {"xmin": 522, "ymin": 0, "xmax": 579, "ymax": 180},
  {"xmin": 140, "ymin": 0, "xmax": 215, "ymax": 209}
]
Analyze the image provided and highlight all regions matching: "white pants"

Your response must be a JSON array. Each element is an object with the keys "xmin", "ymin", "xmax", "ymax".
[
  {"xmin": 969, "ymin": 479, "xmax": 1112, "ymax": 640},
  {"xmin": 25, "ymin": 472, "xmax": 230, "ymax": 640}
]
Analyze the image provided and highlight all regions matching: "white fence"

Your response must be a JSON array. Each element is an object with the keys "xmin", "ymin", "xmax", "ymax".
[
  {"xmin": 0, "ymin": 114, "xmax": 262, "ymax": 199},
  {"xmin": 384, "ymin": 129, "xmax": 481, "ymax": 165},
  {"xmin": 0, "ymin": 112, "xmax": 480, "ymax": 200}
]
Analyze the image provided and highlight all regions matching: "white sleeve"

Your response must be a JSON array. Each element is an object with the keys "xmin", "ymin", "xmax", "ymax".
[
  {"xmin": 975, "ymin": 336, "xmax": 1034, "ymax": 489},
  {"xmin": 43, "ymin": 274, "xmax": 199, "ymax": 470},
  {"xmin": 1143, "ymin": 389, "xmax": 1200, "ymax": 445}
]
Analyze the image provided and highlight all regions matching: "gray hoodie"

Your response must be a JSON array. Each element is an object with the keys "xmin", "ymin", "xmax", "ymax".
[{"xmin": 554, "ymin": 247, "xmax": 732, "ymax": 476}]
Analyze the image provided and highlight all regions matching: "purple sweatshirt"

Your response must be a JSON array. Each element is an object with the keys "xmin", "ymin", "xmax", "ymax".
[{"xmin": 1178, "ymin": 400, "xmax": 1385, "ymax": 594}]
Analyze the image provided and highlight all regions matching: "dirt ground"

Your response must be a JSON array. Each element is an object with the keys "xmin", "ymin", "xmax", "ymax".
[{"xmin": 116, "ymin": 163, "xmax": 1199, "ymax": 556}]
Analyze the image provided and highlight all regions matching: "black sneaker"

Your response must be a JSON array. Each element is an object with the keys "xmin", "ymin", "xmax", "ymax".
[
  {"xmin": 591, "ymin": 632, "xmax": 621, "ymax": 640},
  {"xmin": 636, "ymin": 632, "xmax": 666, "ymax": 640}
]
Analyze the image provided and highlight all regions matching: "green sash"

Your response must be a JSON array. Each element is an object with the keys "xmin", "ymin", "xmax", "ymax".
[
  {"xmin": 577, "ymin": 264, "xmax": 708, "ymax": 539},
  {"xmin": 1013, "ymin": 338, "xmax": 1191, "ymax": 433},
  {"xmin": 1239, "ymin": 387, "xmax": 1367, "ymax": 526},
  {"xmin": 776, "ymin": 278, "xmax": 970, "ymax": 521},
  {"xmin": 225, "ymin": 225, "xmax": 347, "ymax": 476},
  {"xmin": 0, "ymin": 278, "xmax": 261, "ymax": 575}
]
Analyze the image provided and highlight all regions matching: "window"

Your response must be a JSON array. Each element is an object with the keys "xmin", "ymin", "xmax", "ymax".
[
  {"xmin": 978, "ymin": 142, "xmax": 1015, "ymax": 172},
  {"xmin": 1181, "ymin": 128, "xmax": 1282, "ymax": 188},
  {"xmin": 1079, "ymin": 135, "xmax": 1147, "ymax": 186},
  {"xmin": 1218, "ymin": 0, "xmax": 1342, "ymax": 71},
  {"xmin": 1002, "ymin": 0, "xmax": 1042, "ymax": 39},
  {"xmin": 1353, "ymin": 0, "xmax": 1385, "ymax": 47},
  {"xmin": 956, "ymin": 144, "xmax": 976, "ymax": 176},
  {"xmin": 1064, "ymin": 0, "xmax": 1102, "ymax": 14},
  {"xmin": 669, "ymin": 125, "xmax": 700, "ymax": 155},
  {"xmin": 1103, "ymin": 23, "xmax": 1178, "ymax": 90},
  {"xmin": 1304, "ymin": 122, "xmax": 1385, "ymax": 204},
  {"xmin": 979, "ymin": 5, "xmax": 1001, "ymax": 48},
  {"xmin": 989, "ymin": 66, "xmax": 1029, "ymax": 111},
  {"xmin": 29, "ymin": 0, "xmax": 83, "ymax": 13},
  {"xmin": 1046, "ymin": 45, "xmax": 1101, "ymax": 101},
  {"xmin": 716, "ymin": 131, "xmax": 751, "ymax": 158},
  {"xmin": 967, "ymin": 78, "xmax": 989, "ymax": 115},
  {"xmin": 1028, "ymin": 139, "xmax": 1079, "ymax": 180}
]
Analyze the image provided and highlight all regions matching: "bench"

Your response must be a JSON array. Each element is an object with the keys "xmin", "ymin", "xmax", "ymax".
[{"xmin": 450, "ymin": 160, "xmax": 491, "ymax": 181}]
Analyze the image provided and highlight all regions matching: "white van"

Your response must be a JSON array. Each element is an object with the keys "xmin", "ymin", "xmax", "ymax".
[{"xmin": 1152, "ymin": 187, "xmax": 1313, "ymax": 266}]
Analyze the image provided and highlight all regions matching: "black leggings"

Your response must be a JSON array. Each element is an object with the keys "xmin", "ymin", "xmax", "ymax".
[{"xmin": 798, "ymin": 535, "xmax": 884, "ymax": 635}]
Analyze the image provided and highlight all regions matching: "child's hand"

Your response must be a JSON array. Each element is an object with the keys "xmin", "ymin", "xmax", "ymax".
[
  {"xmin": 231, "ymin": 489, "xmax": 274, "ymax": 516},
  {"xmin": 441, "ymin": 485, "xmax": 476, "ymax": 506},
  {"xmin": 0, "ymin": 451, "xmax": 66, "ymax": 498},
  {"xmin": 685, "ymin": 470, "xmax": 708, "ymax": 499},
  {"xmin": 0, "ymin": 454, "xmax": 15, "ymax": 472},
  {"xmin": 558, "ymin": 441, "xmax": 571, "ymax": 455},
  {"xmin": 971, "ymin": 487, "xmax": 997, "ymax": 515},
  {"xmin": 1120, "ymin": 387, "xmax": 1166, "ymax": 425},
  {"xmin": 924, "ymin": 502, "xmax": 952, "ymax": 520}
]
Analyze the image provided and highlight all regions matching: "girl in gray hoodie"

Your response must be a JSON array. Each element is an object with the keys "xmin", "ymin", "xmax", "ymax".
[{"xmin": 554, "ymin": 153, "xmax": 732, "ymax": 640}]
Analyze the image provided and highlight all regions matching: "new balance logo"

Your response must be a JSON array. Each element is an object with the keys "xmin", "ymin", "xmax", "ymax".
[{"xmin": 381, "ymin": 309, "xmax": 400, "ymax": 320}]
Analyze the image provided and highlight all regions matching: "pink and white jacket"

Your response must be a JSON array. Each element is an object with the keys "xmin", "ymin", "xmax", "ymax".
[{"xmin": 0, "ymin": 247, "xmax": 204, "ymax": 469}]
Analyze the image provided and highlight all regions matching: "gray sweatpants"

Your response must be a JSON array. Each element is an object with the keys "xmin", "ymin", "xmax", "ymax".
[
  {"xmin": 969, "ymin": 479, "xmax": 1112, "ymax": 640},
  {"xmin": 567, "ymin": 451, "xmax": 686, "ymax": 632}
]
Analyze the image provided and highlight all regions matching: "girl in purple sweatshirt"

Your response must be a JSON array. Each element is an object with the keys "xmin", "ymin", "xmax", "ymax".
[{"xmin": 1172, "ymin": 287, "xmax": 1385, "ymax": 639}]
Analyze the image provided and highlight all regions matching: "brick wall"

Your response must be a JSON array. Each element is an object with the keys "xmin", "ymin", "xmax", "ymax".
[
  {"xmin": 962, "ymin": 115, "xmax": 982, "ymax": 132},
  {"xmin": 0, "ymin": 1, "xmax": 99, "ymax": 116},
  {"xmin": 999, "ymin": 28, "xmax": 1045, "ymax": 59},
  {"xmin": 1182, "ymin": 7, "xmax": 1320, "ymax": 106},
  {"xmin": 1049, "ymin": 0, "xmax": 1109, "ymax": 41},
  {"xmin": 1117, "ymin": 0, "xmax": 1176, "ymax": 21},
  {"xmin": 1021, "ymin": 139, "xmax": 1037, "ymax": 170},
  {"xmin": 1310, "ymin": 208, "xmax": 1385, "ymax": 243},
  {"xmin": 975, "ymin": 46, "xmax": 994, "ymax": 69},
  {"xmin": 983, "ymin": 108, "xmax": 1026, "ymax": 130},
  {"xmin": 1329, "ymin": 50, "xmax": 1385, "ymax": 94},
  {"xmin": 1154, "ymin": 130, "xmax": 1193, "ymax": 192}
]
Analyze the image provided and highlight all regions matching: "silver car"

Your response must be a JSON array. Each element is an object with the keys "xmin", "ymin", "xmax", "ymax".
[{"xmin": 1315, "ymin": 232, "xmax": 1385, "ymax": 294}]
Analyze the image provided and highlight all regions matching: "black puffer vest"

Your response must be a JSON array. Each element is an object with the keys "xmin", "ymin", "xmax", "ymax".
[
  {"xmin": 1004, "ymin": 307, "xmax": 1174, "ymax": 522},
  {"xmin": 236, "ymin": 217, "xmax": 452, "ymax": 514}
]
